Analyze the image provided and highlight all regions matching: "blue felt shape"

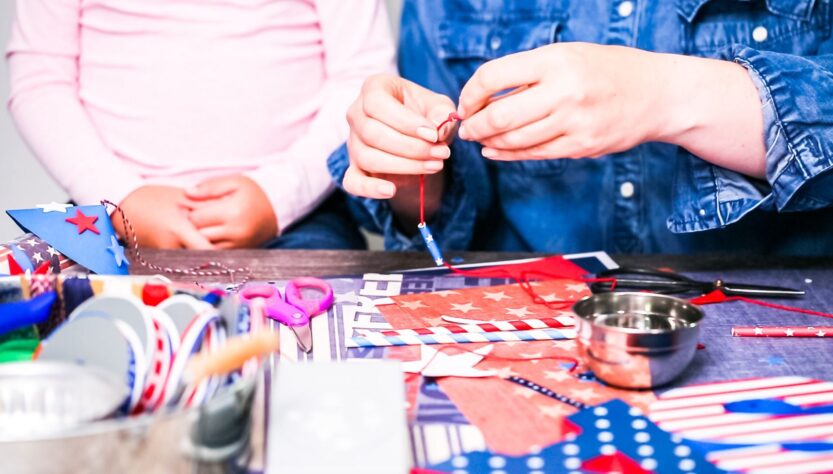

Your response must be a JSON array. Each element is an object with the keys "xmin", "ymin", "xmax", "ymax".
[
  {"xmin": 725, "ymin": 398, "xmax": 833, "ymax": 415},
  {"xmin": 0, "ymin": 291, "xmax": 56, "ymax": 336},
  {"xmin": 426, "ymin": 399, "xmax": 721, "ymax": 474},
  {"xmin": 6, "ymin": 205, "xmax": 128, "ymax": 275}
]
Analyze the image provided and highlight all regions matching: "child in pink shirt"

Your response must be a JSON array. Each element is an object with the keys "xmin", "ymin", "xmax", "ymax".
[{"xmin": 7, "ymin": 0, "xmax": 394, "ymax": 249}]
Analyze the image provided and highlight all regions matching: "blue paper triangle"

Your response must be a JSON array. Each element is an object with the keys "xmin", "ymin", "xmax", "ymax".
[{"xmin": 6, "ymin": 205, "xmax": 129, "ymax": 275}]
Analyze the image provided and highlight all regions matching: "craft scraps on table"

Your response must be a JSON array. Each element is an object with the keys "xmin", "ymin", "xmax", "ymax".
[
  {"xmin": 423, "ymin": 399, "xmax": 717, "ymax": 474},
  {"xmin": 379, "ymin": 279, "xmax": 658, "ymax": 455}
]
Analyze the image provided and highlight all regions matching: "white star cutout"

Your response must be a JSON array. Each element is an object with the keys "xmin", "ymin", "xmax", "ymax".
[
  {"xmin": 543, "ymin": 370, "xmax": 573, "ymax": 382},
  {"xmin": 505, "ymin": 306, "xmax": 534, "ymax": 318},
  {"xmin": 785, "ymin": 328, "xmax": 794, "ymax": 336},
  {"xmin": 36, "ymin": 202, "xmax": 72, "ymax": 213},
  {"xmin": 433, "ymin": 290, "xmax": 460, "ymax": 298},
  {"xmin": 31, "ymin": 252, "xmax": 43, "ymax": 263},
  {"xmin": 818, "ymin": 330, "xmax": 826, "ymax": 337},
  {"xmin": 400, "ymin": 300, "xmax": 427, "ymax": 310},
  {"xmin": 450, "ymin": 302, "xmax": 481, "ymax": 314},
  {"xmin": 754, "ymin": 327, "xmax": 763, "ymax": 335},
  {"xmin": 25, "ymin": 238, "xmax": 39, "ymax": 247},
  {"xmin": 566, "ymin": 283, "xmax": 587, "ymax": 293},
  {"xmin": 402, "ymin": 344, "xmax": 495, "ymax": 378},
  {"xmin": 483, "ymin": 290, "xmax": 511, "ymax": 302},
  {"xmin": 46, "ymin": 247, "xmax": 60, "ymax": 257}
]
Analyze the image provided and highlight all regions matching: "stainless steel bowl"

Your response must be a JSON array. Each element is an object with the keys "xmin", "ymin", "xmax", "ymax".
[
  {"xmin": 0, "ymin": 361, "xmax": 128, "ymax": 440},
  {"xmin": 572, "ymin": 292, "xmax": 704, "ymax": 389}
]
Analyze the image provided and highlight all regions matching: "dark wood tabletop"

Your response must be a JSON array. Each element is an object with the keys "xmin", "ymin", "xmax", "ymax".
[{"xmin": 132, "ymin": 249, "xmax": 833, "ymax": 282}]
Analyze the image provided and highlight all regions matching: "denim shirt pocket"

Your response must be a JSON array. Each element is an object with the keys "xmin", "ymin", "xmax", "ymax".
[
  {"xmin": 677, "ymin": 0, "xmax": 832, "ymax": 56},
  {"xmin": 437, "ymin": 12, "xmax": 571, "ymax": 176}
]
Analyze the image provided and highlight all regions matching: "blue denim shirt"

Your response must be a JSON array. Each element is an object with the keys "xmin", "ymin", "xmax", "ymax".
[{"xmin": 329, "ymin": 0, "xmax": 833, "ymax": 255}]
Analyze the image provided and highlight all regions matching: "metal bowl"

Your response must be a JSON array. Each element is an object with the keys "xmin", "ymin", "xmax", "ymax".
[
  {"xmin": 572, "ymin": 292, "xmax": 704, "ymax": 389},
  {"xmin": 0, "ymin": 361, "xmax": 128, "ymax": 440}
]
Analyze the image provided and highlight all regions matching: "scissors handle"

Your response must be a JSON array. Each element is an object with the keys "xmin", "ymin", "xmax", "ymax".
[
  {"xmin": 239, "ymin": 285, "xmax": 309, "ymax": 327},
  {"xmin": 284, "ymin": 277, "xmax": 334, "ymax": 317}
]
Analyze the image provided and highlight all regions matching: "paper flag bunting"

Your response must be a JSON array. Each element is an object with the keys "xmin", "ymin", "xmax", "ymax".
[
  {"xmin": 425, "ymin": 399, "xmax": 718, "ymax": 474},
  {"xmin": 6, "ymin": 204, "xmax": 128, "ymax": 275},
  {"xmin": 650, "ymin": 376, "xmax": 833, "ymax": 472}
]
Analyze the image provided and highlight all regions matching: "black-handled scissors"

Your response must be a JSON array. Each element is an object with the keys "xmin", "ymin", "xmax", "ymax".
[{"xmin": 590, "ymin": 267, "xmax": 805, "ymax": 299}]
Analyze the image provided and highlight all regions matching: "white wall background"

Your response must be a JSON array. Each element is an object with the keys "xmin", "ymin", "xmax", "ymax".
[{"xmin": 0, "ymin": 0, "xmax": 403, "ymax": 244}]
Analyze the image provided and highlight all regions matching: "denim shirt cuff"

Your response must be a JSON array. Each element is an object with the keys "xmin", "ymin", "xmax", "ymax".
[
  {"xmin": 327, "ymin": 142, "xmax": 477, "ymax": 251},
  {"xmin": 668, "ymin": 45, "xmax": 833, "ymax": 233}
]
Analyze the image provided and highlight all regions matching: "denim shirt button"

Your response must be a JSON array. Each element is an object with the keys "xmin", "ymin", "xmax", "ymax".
[
  {"xmin": 752, "ymin": 26, "xmax": 768, "ymax": 43},
  {"xmin": 617, "ymin": 1, "xmax": 634, "ymax": 18},
  {"xmin": 699, "ymin": 209, "xmax": 707, "ymax": 216},
  {"xmin": 620, "ymin": 181, "xmax": 635, "ymax": 198},
  {"xmin": 489, "ymin": 35, "xmax": 502, "ymax": 51}
]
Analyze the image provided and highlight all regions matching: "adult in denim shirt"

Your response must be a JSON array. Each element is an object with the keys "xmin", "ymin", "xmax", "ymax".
[{"xmin": 329, "ymin": 0, "xmax": 833, "ymax": 255}]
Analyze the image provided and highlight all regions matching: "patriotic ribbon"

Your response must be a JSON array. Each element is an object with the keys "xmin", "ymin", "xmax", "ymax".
[{"xmin": 347, "ymin": 328, "xmax": 575, "ymax": 348}]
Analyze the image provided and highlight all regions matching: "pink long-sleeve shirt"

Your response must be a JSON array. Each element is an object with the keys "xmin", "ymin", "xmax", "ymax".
[{"xmin": 7, "ymin": 0, "xmax": 395, "ymax": 231}]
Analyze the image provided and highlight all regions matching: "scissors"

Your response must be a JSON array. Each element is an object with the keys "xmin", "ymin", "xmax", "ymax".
[
  {"xmin": 590, "ymin": 267, "xmax": 805, "ymax": 299},
  {"xmin": 239, "ymin": 277, "xmax": 334, "ymax": 353}
]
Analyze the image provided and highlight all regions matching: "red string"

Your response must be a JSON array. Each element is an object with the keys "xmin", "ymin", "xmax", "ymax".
[
  {"xmin": 692, "ymin": 290, "xmax": 833, "ymax": 320},
  {"xmin": 419, "ymin": 113, "xmax": 460, "ymax": 226}
]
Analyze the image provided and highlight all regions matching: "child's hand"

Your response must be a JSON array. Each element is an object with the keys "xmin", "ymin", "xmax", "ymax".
[
  {"xmin": 185, "ymin": 175, "xmax": 277, "ymax": 249},
  {"xmin": 114, "ymin": 185, "xmax": 215, "ymax": 249},
  {"xmin": 342, "ymin": 74, "xmax": 456, "ymax": 200}
]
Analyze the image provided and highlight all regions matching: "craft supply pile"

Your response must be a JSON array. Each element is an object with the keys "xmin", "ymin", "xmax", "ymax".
[{"xmin": 2, "ymin": 203, "xmax": 833, "ymax": 473}]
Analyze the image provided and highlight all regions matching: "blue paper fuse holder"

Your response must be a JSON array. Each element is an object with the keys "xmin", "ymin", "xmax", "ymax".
[{"xmin": 417, "ymin": 222, "xmax": 445, "ymax": 267}]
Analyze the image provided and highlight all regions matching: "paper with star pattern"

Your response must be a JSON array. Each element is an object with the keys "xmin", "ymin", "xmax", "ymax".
[{"xmin": 377, "ymin": 279, "xmax": 658, "ymax": 455}]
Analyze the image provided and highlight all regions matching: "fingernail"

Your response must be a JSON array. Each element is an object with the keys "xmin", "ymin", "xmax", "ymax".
[
  {"xmin": 425, "ymin": 160, "xmax": 444, "ymax": 171},
  {"xmin": 458, "ymin": 125, "xmax": 469, "ymax": 140},
  {"xmin": 376, "ymin": 182, "xmax": 395, "ymax": 197},
  {"xmin": 481, "ymin": 147, "xmax": 498, "ymax": 158},
  {"xmin": 429, "ymin": 146, "xmax": 451, "ymax": 159},
  {"xmin": 416, "ymin": 126, "xmax": 438, "ymax": 143}
]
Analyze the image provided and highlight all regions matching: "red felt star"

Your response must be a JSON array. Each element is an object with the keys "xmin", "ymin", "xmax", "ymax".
[
  {"xmin": 582, "ymin": 452, "xmax": 651, "ymax": 474},
  {"xmin": 65, "ymin": 209, "xmax": 100, "ymax": 235}
]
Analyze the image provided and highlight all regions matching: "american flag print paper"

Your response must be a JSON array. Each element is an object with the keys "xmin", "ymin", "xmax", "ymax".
[{"xmin": 650, "ymin": 376, "xmax": 833, "ymax": 473}]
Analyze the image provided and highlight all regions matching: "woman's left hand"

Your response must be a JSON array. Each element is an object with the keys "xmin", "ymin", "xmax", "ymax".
[
  {"xmin": 456, "ymin": 42, "xmax": 672, "ymax": 160},
  {"xmin": 456, "ymin": 42, "xmax": 767, "ymax": 178}
]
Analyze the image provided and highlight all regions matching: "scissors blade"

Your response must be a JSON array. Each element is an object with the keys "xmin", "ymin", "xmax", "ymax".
[
  {"xmin": 290, "ymin": 324, "xmax": 313, "ymax": 353},
  {"xmin": 721, "ymin": 282, "xmax": 805, "ymax": 298}
]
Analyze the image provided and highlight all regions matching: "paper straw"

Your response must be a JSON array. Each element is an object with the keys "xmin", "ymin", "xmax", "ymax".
[
  {"xmin": 731, "ymin": 326, "xmax": 833, "ymax": 338},
  {"xmin": 346, "ymin": 328, "xmax": 576, "ymax": 348},
  {"xmin": 356, "ymin": 316, "xmax": 574, "ymax": 338}
]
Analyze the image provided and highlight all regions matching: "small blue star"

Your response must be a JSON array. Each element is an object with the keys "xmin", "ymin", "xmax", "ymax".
[{"xmin": 107, "ymin": 235, "xmax": 128, "ymax": 267}]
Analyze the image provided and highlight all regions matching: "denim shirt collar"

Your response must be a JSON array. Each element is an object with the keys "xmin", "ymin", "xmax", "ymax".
[{"xmin": 676, "ymin": 0, "xmax": 816, "ymax": 22}]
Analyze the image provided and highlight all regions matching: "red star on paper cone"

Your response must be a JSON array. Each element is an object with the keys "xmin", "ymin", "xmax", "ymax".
[{"xmin": 65, "ymin": 209, "xmax": 100, "ymax": 235}]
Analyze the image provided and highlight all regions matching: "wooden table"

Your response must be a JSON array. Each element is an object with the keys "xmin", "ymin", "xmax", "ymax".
[{"xmin": 133, "ymin": 249, "xmax": 833, "ymax": 282}]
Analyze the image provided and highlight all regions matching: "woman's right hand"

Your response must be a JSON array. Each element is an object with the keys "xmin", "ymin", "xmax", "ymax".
[{"xmin": 342, "ymin": 74, "xmax": 457, "ymax": 200}]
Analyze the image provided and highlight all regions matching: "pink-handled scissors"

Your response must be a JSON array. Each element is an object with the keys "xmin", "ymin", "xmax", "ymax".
[{"xmin": 239, "ymin": 277, "xmax": 334, "ymax": 353}]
